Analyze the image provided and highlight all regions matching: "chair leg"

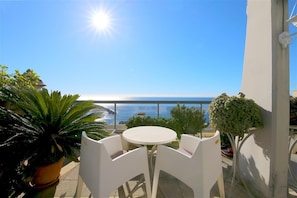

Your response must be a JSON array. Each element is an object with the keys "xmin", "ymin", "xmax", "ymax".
[
  {"xmin": 217, "ymin": 173, "xmax": 225, "ymax": 198},
  {"xmin": 74, "ymin": 175, "xmax": 83, "ymax": 198},
  {"xmin": 125, "ymin": 181, "xmax": 133, "ymax": 197},
  {"xmin": 192, "ymin": 185, "xmax": 208, "ymax": 198},
  {"xmin": 118, "ymin": 185, "xmax": 126, "ymax": 198},
  {"xmin": 144, "ymin": 172, "xmax": 152, "ymax": 198},
  {"xmin": 151, "ymin": 169, "xmax": 160, "ymax": 198},
  {"xmin": 125, "ymin": 176, "xmax": 145, "ymax": 197}
]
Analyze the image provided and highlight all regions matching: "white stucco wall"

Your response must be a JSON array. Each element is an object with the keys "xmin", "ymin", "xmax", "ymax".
[{"xmin": 241, "ymin": 0, "xmax": 289, "ymax": 197}]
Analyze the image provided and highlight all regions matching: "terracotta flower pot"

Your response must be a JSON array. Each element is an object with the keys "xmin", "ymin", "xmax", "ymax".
[{"xmin": 30, "ymin": 157, "xmax": 64, "ymax": 189}]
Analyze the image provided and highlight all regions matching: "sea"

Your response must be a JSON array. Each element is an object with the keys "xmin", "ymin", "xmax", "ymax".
[{"xmin": 86, "ymin": 97, "xmax": 214, "ymax": 125}]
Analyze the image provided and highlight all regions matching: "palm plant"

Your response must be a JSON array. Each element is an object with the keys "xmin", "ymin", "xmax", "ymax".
[{"xmin": 0, "ymin": 87, "xmax": 107, "ymax": 195}]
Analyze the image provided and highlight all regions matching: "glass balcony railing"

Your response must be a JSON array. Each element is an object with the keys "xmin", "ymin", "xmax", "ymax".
[{"xmin": 80, "ymin": 99, "xmax": 212, "ymax": 131}]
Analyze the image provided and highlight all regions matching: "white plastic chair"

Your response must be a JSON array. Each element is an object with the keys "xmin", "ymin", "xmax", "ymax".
[
  {"xmin": 152, "ymin": 130, "xmax": 225, "ymax": 198},
  {"xmin": 75, "ymin": 132, "xmax": 152, "ymax": 198}
]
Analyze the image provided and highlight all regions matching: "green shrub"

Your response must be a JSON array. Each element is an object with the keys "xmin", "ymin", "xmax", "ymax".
[
  {"xmin": 126, "ymin": 116, "xmax": 170, "ymax": 128},
  {"xmin": 220, "ymin": 133, "xmax": 232, "ymax": 147},
  {"xmin": 0, "ymin": 65, "xmax": 39, "ymax": 89},
  {"xmin": 126, "ymin": 104, "xmax": 206, "ymax": 139},
  {"xmin": 209, "ymin": 93, "xmax": 264, "ymax": 138},
  {"xmin": 290, "ymin": 96, "xmax": 297, "ymax": 125},
  {"xmin": 169, "ymin": 104, "xmax": 205, "ymax": 138}
]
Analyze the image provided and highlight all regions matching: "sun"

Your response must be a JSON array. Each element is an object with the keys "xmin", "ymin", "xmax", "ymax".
[
  {"xmin": 88, "ymin": 8, "xmax": 113, "ymax": 36},
  {"xmin": 92, "ymin": 11, "xmax": 111, "ymax": 31}
]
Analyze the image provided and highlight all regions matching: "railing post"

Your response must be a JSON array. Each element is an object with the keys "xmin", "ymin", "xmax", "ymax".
[
  {"xmin": 114, "ymin": 103, "xmax": 117, "ymax": 130},
  {"xmin": 157, "ymin": 103, "xmax": 160, "ymax": 118}
]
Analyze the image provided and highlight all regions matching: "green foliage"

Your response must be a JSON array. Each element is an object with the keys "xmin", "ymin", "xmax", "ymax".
[
  {"xmin": 169, "ymin": 104, "xmax": 205, "ymax": 138},
  {"xmin": 0, "ymin": 87, "xmax": 108, "ymax": 164},
  {"xmin": 0, "ymin": 65, "xmax": 11, "ymax": 87},
  {"xmin": 126, "ymin": 104, "xmax": 205, "ymax": 139},
  {"xmin": 0, "ymin": 87, "xmax": 108, "ymax": 192},
  {"xmin": 0, "ymin": 65, "xmax": 39, "ymax": 89},
  {"xmin": 209, "ymin": 93, "xmax": 264, "ymax": 138},
  {"xmin": 0, "ymin": 64, "xmax": 41, "ymax": 196},
  {"xmin": 290, "ymin": 96, "xmax": 297, "ymax": 125},
  {"xmin": 126, "ymin": 116, "xmax": 170, "ymax": 128},
  {"xmin": 220, "ymin": 133, "xmax": 231, "ymax": 147}
]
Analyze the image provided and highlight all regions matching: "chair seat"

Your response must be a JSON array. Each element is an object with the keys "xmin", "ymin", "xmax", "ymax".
[{"xmin": 177, "ymin": 148, "xmax": 192, "ymax": 157}]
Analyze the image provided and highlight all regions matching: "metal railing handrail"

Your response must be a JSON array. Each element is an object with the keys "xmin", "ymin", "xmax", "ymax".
[{"xmin": 79, "ymin": 99, "xmax": 212, "ymax": 130}]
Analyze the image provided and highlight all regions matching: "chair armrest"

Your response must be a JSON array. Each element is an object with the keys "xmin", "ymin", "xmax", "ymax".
[
  {"xmin": 154, "ymin": 145, "xmax": 200, "ymax": 178},
  {"xmin": 99, "ymin": 146, "xmax": 151, "ymax": 195},
  {"xmin": 179, "ymin": 134, "xmax": 200, "ymax": 154},
  {"xmin": 112, "ymin": 146, "xmax": 148, "ymax": 163}
]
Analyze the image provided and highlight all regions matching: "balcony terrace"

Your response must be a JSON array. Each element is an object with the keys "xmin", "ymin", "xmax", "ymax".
[
  {"xmin": 25, "ymin": 97, "xmax": 297, "ymax": 198},
  {"xmin": 15, "ymin": 129, "xmax": 297, "ymax": 198},
  {"xmin": 48, "ymin": 125, "xmax": 297, "ymax": 198}
]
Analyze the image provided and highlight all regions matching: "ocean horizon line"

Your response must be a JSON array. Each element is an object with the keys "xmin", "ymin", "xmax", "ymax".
[{"xmin": 78, "ymin": 94, "xmax": 215, "ymax": 101}]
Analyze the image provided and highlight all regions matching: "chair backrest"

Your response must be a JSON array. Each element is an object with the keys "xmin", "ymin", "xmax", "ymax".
[
  {"xmin": 179, "ymin": 134, "xmax": 201, "ymax": 155},
  {"xmin": 80, "ymin": 132, "xmax": 125, "ymax": 196},
  {"xmin": 79, "ymin": 132, "xmax": 102, "ymax": 195},
  {"xmin": 99, "ymin": 134, "xmax": 124, "ymax": 159},
  {"xmin": 197, "ymin": 131, "xmax": 222, "ymax": 188},
  {"xmin": 179, "ymin": 131, "xmax": 221, "ymax": 187},
  {"xmin": 79, "ymin": 132, "xmax": 152, "ymax": 198}
]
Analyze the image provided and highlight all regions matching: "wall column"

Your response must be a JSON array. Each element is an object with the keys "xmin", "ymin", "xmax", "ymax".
[{"xmin": 241, "ymin": 0, "xmax": 289, "ymax": 197}]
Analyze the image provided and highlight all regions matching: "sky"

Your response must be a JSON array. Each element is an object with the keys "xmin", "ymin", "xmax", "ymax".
[{"xmin": 0, "ymin": 0, "xmax": 296, "ymax": 98}]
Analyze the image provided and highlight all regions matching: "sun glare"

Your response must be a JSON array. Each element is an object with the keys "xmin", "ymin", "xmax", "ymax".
[
  {"xmin": 92, "ymin": 11, "xmax": 110, "ymax": 31},
  {"xmin": 88, "ymin": 8, "xmax": 113, "ymax": 36}
]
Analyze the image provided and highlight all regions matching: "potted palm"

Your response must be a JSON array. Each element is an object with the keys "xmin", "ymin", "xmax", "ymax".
[
  {"xmin": 208, "ymin": 92, "xmax": 264, "ymax": 191},
  {"xmin": 0, "ymin": 86, "xmax": 107, "ymax": 193},
  {"xmin": 0, "ymin": 65, "xmax": 43, "ymax": 196}
]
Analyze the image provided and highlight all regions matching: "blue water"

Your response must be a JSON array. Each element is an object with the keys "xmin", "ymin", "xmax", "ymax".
[{"xmin": 95, "ymin": 97, "xmax": 213, "ymax": 124}]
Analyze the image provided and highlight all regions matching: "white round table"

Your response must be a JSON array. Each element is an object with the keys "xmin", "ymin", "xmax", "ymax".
[
  {"xmin": 122, "ymin": 126, "xmax": 177, "ymax": 191},
  {"xmin": 122, "ymin": 126, "xmax": 177, "ymax": 146}
]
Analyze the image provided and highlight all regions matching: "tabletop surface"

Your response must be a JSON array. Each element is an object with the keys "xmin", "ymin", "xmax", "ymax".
[{"xmin": 122, "ymin": 126, "xmax": 177, "ymax": 145}]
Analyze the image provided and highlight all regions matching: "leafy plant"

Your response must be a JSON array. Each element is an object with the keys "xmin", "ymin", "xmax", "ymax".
[
  {"xmin": 0, "ymin": 65, "xmax": 40, "ymax": 89},
  {"xmin": 220, "ymin": 133, "xmax": 232, "ymax": 147},
  {"xmin": 126, "ymin": 104, "xmax": 205, "ymax": 139},
  {"xmin": 208, "ymin": 92, "xmax": 264, "ymax": 192},
  {"xmin": 126, "ymin": 116, "xmax": 170, "ymax": 128},
  {"xmin": 209, "ymin": 93, "xmax": 263, "ymax": 138},
  {"xmin": 0, "ymin": 87, "xmax": 108, "ymax": 196},
  {"xmin": 0, "ymin": 65, "xmax": 42, "ymax": 196},
  {"xmin": 169, "ymin": 104, "xmax": 205, "ymax": 138},
  {"xmin": 290, "ymin": 96, "xmax": 297, "ymax": 125}
]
